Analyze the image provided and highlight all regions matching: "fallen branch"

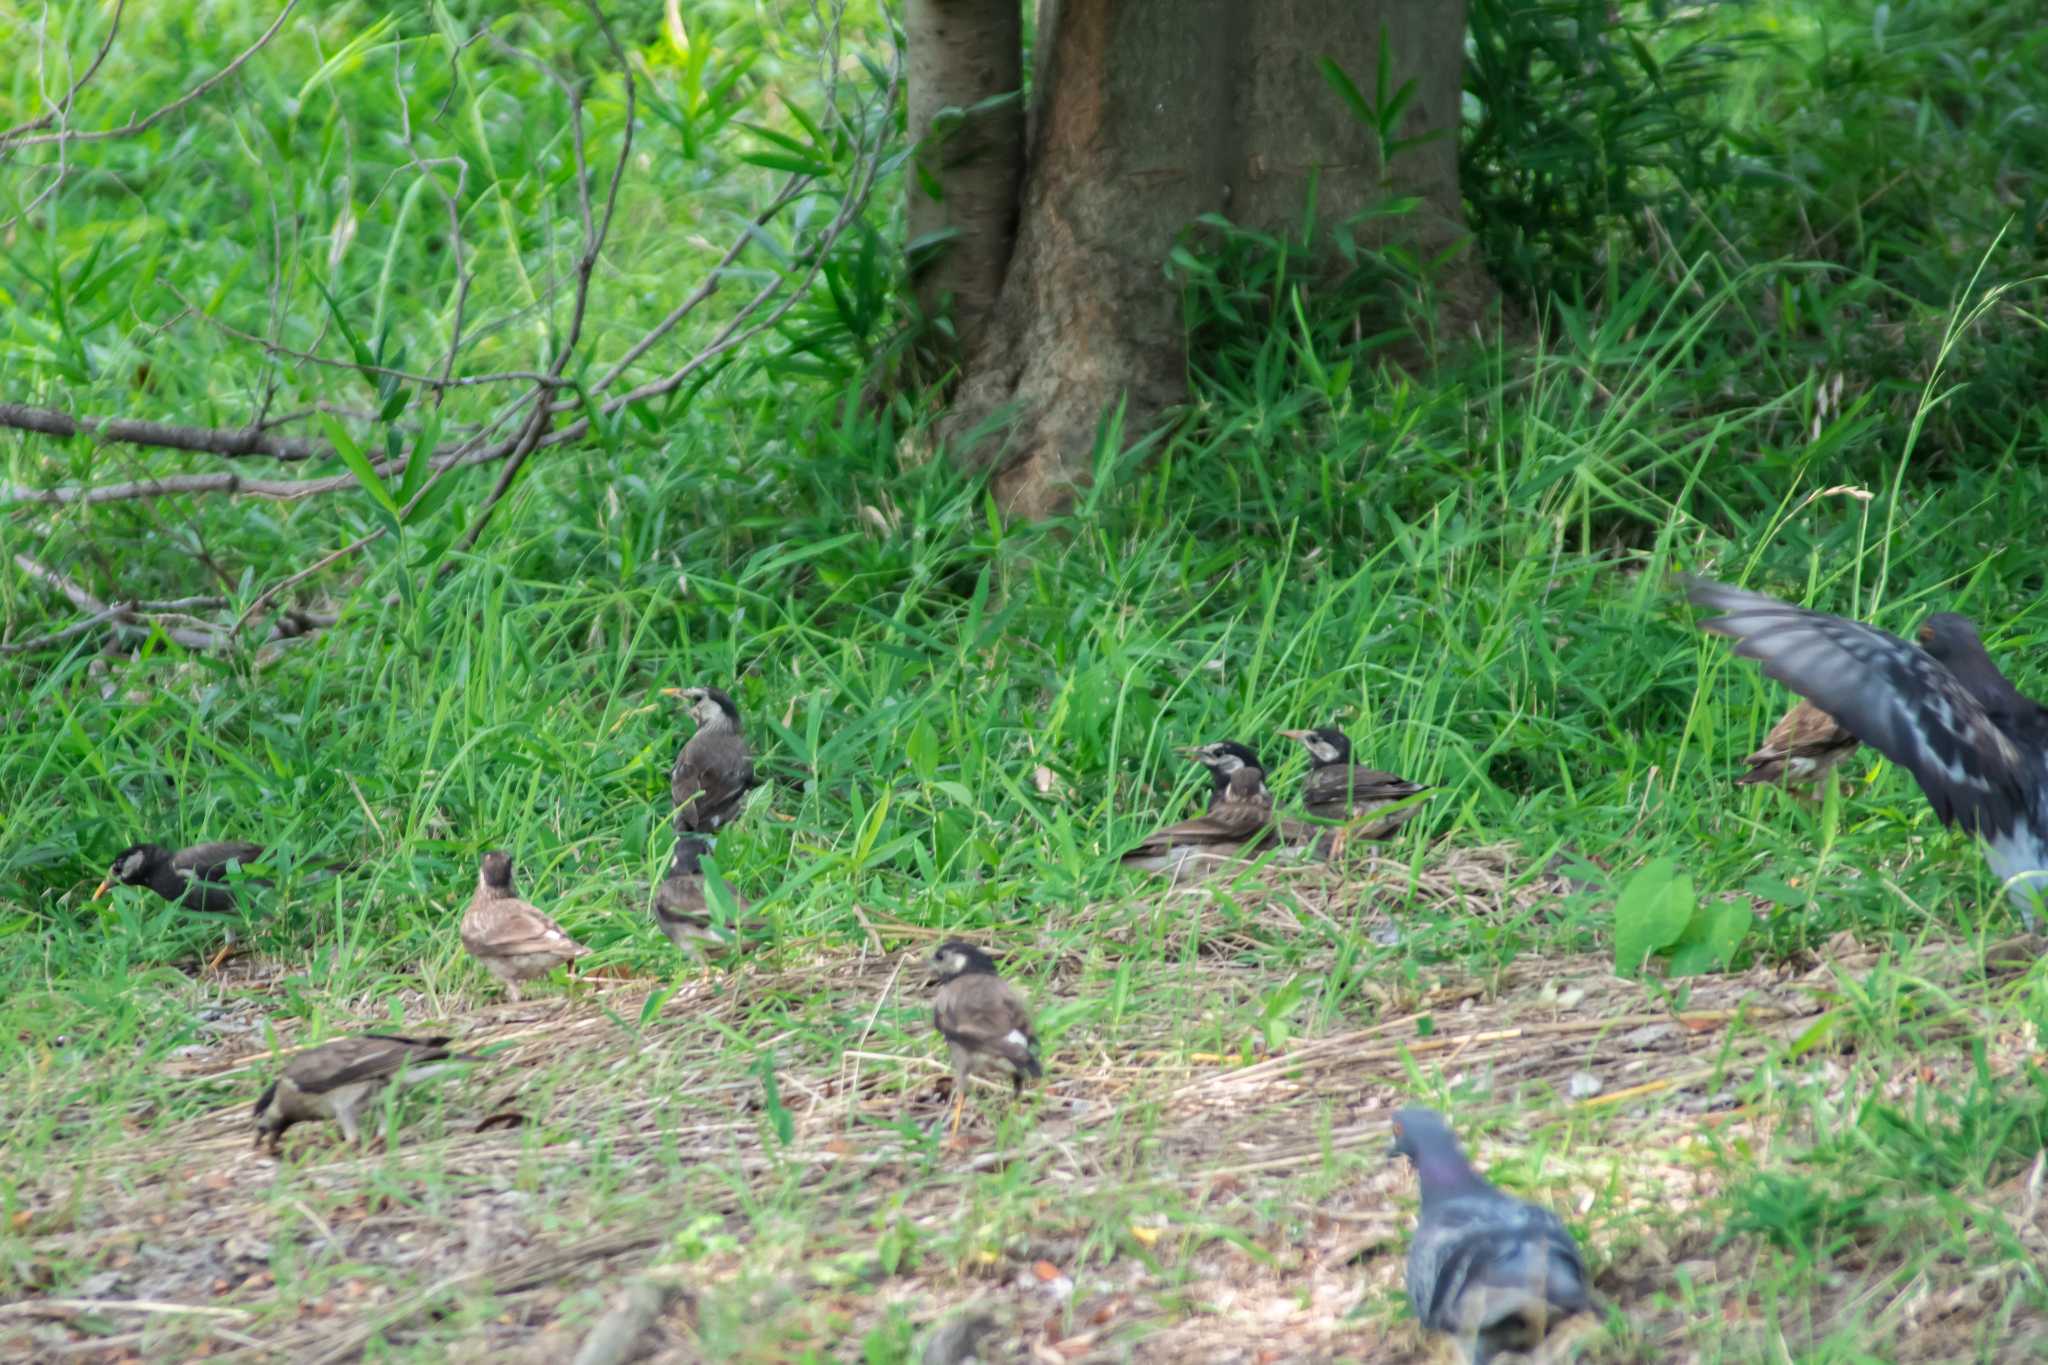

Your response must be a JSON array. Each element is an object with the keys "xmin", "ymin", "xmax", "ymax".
[
  {"xmin": 7, "ymin": 552, "xmax": 334, "ymax": 656},
  {"xmin": 2, "ymin": 0, "xmax": 901, "ymax": 650},
  {"xmin": 0, "ymin": 402, "xmax": 326, "ymax": 462}
]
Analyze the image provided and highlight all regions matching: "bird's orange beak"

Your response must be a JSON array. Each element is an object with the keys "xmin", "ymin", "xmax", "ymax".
[
  {"xmin": 660, "ymin": 687, "xmax": 686, "ymax": 698},
  {"xmin": 91, "ymin": 877, "xmax": 113, "ymax": 900}
]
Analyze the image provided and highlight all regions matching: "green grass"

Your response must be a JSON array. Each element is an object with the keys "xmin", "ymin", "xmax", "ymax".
[{"xmin": 5, "ymin": 0, "xmax": 2048, "ymax": 1360}]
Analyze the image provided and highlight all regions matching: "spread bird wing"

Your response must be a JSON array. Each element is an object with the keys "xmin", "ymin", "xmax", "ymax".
[
  {"xmin": 934, "ymin": 976, "xmax": 1040, "ymax": 1075},
  {"xmin": 1412, "ymin": 1195, "xmax": 1590, "ymax": 1336},
  {"xmin": 287, "ymin": 1034, "xmax": 470, "ymax": 1094},
  {"xmin": 1684, "ymin": 576, "xmax": 2028, "ymax": 835},
  {"xmin": 462, "ymin": 899, "xmax": 587, "ymax": 958}
]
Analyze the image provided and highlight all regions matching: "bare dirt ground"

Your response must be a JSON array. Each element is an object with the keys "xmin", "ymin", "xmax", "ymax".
[{"xmin": 9, "ymin": 853, "xmax": 2046, "ymax": 1362}]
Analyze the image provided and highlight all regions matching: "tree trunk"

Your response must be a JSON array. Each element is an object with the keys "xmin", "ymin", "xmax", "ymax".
[
  {"xmin": 904, "ymin": 0, "xmax": 1026, "ymax": 360},
  {"xmin": 936, "ymin": 0, "xmax": 1478, "ymax": 519}
]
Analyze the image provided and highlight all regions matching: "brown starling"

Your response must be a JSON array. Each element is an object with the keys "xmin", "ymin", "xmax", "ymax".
[
  {"xmin": 927, "ymin": 941, "xmax": 1040, "ymax": 1139},
  {"xmin": 460, "ymin": 851, "xmax": 589, "ymax": 1002},
  {"xmin": 665, "ymin": 686, "xmax": 757, "ymax": 835},
  {"xmin": 1279, "ymin": 727, "xmax": 1430, "ymax": 838},
  {"xmin": 1120, "ymin": 741, "xmax": 1277, "ymax": 873},
  {"xmin": 652, "ymin": 837, "xmax": 768, "ymax": 951},
  {"xmin": 1735, "ymin": 698, "xmax": 1861, "ymax": 788},
  {"xmin": 252, "ymin": 1033, "xmax": 481, "ymax": 1153},
  {"xmin": 1684, "ymin": 576, "xmax": 2048, "ymax": 927}
]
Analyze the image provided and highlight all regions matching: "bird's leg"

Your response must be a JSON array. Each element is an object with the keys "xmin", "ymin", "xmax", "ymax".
[
  {"xmin": 205, "ymin": 942, "xmax": 236, "ymax": 972},
  {"xmin": 505, "ymin": 980, "xmax": 522, "ymax": 1005},
  {"xmin": 947, "ymin": 1070, "xmax": 969, "ymax": 1140},
  {"xmin": 336, "ymin": 1105, "xmax": 361, "ymax": 1146}
]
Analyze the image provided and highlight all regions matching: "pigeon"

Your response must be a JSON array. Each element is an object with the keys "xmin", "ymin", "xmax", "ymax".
[
  {"xmin": 252, "ymin": 1033, "xmax": 481, "ymax": 1153},
  {"xmin": 665, "ymin": 686, "xmax": 757, "ymax": 835},
  {"xmin": 1391, "ymin": 1107, "xmax": 1591, "ymax": 1364},
  {"xmin": 1120, "ymin": 741, "xmax": 1277, "ymax": 873},
  {"xmin": 927, "ymin": 941, "xmax": 1041, "ymax": 1139},
  {"xmin": 1734, "ymin": 698, "xmax": 1861, "ymax": 789},
  {"xmin": 652, "ymin": 836, "xmax": 768, "ymax": 951},
  {"xmin": 459, "ymin": 851, "xmax": 589, "ymax": 1002},
  {"xmin": 1683, "ymin": 575, "xmax": 2048, "ymax": 925},
  {"xmin": 921, "ymin": 1310, "xmax": 1002, "ymax": 1364},
  {"xmin": 93, "ymin": 841, "xmax": 267, "ymax": 914},
  {"xmin": 1278, "ymin": 727, "xmax": 1431, "ymax": 841}
]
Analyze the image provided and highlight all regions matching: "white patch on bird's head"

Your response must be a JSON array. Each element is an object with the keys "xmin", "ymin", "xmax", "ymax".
[
  {"xmin": 117, "ymin": 848, "xmax": 151, "ymax": 881},
  {"xmin": 1191, "ymin": 740, "xmax": 1264, "ymax": 776},
  {"xmin": 928, "ymin": 939, "xmax": 999, "ymax": 981},
  {"xmin": 1302, "ymin": 733, "xmax": 1346, "ymax": 765}
]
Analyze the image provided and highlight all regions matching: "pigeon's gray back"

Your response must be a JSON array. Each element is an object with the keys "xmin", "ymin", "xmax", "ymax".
[{"xmin": 1409, "ymin": 1189, "xmax": 1589, "ymax": 1359}]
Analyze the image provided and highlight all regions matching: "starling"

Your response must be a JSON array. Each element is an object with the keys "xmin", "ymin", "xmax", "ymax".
[
  {"xmin": 252, "ymin": 1032, "xmax": 481, "ymax": 1153},
  {"xmin": 927, "ymin": 940, "xmax": 1041, "ymax": 1139},
  {"xmin": 1735, "ymin": 698, "xmax": 1861, "ymax": 788},
  {"xmin": 1120, "ymin": 741, "xmax": 1278, "ymax": 873},
  {"xmin": 460, "ymin": 851, "xmax": 589, "ymax": 1002},
  {"xmin": 1278, "ymin": 727, "xmax": 1430, "ymax": 838},
  {"xmin": 652, "ymin": 836, "xmax": 767, "ymax": 951},
  {"xmin": 665, "ymin": 686, "xmax": 757, "ymax": 835},
  {"xmin": 1392, "ymin": 1107, "xmax": 1591, "ymax": 1365},
  {"xmin": 1684, "ymin": 576, "xmax": 2048, "ymax": 925},
  {"xmin": 93, "ymin": 841, "xmax": 267, "ymax": 914}
]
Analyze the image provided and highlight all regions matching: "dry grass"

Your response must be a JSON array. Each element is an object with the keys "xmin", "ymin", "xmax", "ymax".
[{"xmin": 7, "ymin": 849, "xmax": 2046, "ymax": 1362}]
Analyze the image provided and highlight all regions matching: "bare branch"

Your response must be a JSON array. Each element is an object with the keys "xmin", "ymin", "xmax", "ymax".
[
  {"xmin": 0, "ymin": 0, "xmax": 126, "ymax": 141},
  {"xmin": 162, "ymin": 283, "xmax": 568, "ymax": 392},
  {"xmin": 0, "ymin": 403, "xmax": 327, "ymax": 461},
  {"xmin": 454, "ymin": 3, "xmax": 636, "ymax": 556},
  {"xmin": 11, "ymin": 553, "xmax": 225, "ymax": 650},
  {"xmin": 231, "ymin": 530, "xmax": 382, "ymax": 638},
  {"xmin": 0, "ymin": 606, "xmax": 125, "ymax": 657},
  {"xmin": 0, "ymin": 2, "xmax": 299, "ymax": 151}
]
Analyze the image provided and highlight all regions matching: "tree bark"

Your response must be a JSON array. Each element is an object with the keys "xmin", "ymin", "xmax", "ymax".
[
  {"xmin": 938, "ymin": 0, "xmax": 1478, "ymax": 519},
  {"xmin": 904, "ymin": 0, "xmax": 1026, "ymax": 360}
]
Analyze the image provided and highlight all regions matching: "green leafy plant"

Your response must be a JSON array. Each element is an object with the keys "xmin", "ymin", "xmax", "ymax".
[{"xmin": 1613, "ymin": 856, "xmax": 1749, "ymax": 977}]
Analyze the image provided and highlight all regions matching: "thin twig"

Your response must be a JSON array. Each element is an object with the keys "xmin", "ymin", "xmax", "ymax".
[
  {"xmin": 452, "ymin": 3, "xmax": 635, "ymax": 556},
  {"xmin": 0, "ymin": 1, "xmax": 300, "ymax": 151},
  {"xmin": 0, "ymin": 0, "xmax": 126, "ymax": 140}
]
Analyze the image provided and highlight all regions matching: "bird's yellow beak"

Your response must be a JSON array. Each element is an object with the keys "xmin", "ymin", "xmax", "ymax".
[
  {"xmin": 91, "ymin": 877, "xmax": 113, "ymax": 900},
  {"xmin": 1278, "ymin": 730, "xmax": 1311, "ymax": 742},
  {"xmin": 660, "ymin": 687, "xmax": 686, "ymax": 698}
]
